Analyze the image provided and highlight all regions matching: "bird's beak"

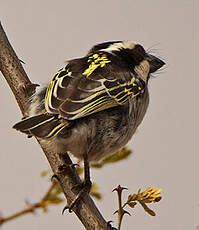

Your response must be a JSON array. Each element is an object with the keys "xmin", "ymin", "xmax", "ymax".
[{"xmin": 146, "ymin": 54, "xmax": 165, "ymax": 73}]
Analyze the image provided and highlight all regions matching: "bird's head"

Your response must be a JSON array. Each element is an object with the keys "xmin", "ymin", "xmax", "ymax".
[{"xmin": 88, "ymin": 40, "xmax": 165, "ymax": 82}]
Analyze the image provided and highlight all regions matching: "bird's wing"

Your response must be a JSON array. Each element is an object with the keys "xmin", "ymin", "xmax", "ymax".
[{"xmin": 45, "ymin": 52, "xmax": 145, "ymax": 120}]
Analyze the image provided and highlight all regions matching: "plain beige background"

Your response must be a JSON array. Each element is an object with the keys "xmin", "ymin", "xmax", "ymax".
[{"xmin": 0, "ymin": 0, "xmax": 198, "ymax": 229}]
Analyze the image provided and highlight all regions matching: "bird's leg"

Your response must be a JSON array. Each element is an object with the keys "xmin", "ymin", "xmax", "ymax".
[
  {"xmin": 70, "ymin": 153, "xmax": 92, "ymax": 194},
  {"xmin": 60, "ymin": 155, "xmax": 117, "ymax": 229},
  {"xmin": 63, "ymin": 153, "xmax": 92, "ymax": 213},
  {"xmin": 83, "ymin": 153, "xmax": 92, "ymax": 190}
]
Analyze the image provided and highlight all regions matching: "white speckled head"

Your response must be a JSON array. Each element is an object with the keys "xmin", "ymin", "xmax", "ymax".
[{"xmin": 99, "ymin": 40, "xmax": 138, "ymax": 53}]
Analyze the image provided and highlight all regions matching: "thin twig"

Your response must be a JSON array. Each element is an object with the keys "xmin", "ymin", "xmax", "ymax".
[
  {"xmin": 41, "ymin": 182, "xmax": 56, "ymax": 203},
  {"xmin": 113, "ymin": 185, "xmax": 130, "ymax": 230},
  {"xmin": 0, "ymin": 183, "xmax": 56, "ymax": 226}
]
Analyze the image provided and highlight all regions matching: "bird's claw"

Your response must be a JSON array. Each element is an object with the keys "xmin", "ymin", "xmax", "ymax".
[
  {"xmin": 51, "ymin": 174, "xmax": 60, "ymax": 182},
  {"xmin": 107, "ymin": 220, "xmax": 117, "ymax": 230},
  {"xmin": 62, "ymin": 205, "xmax": 73, "ymax": 214},
  {"xmin": 62, "ymin": 180, "xmax": 92, "ymax": 214}
]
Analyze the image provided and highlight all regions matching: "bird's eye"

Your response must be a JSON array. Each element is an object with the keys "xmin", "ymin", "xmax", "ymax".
[{"xmin": 135, "ymin": 44, "xmax": 146, "ymax": 55}]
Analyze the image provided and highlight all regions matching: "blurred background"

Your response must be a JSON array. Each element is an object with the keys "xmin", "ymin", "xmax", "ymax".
[{"xmin": 0, "ymin": 0, "xmax": 198, "ymax": 229}]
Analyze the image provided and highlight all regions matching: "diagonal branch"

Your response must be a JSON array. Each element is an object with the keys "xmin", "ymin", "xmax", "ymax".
[{"xmin": 0, "ymin": 21, "xmax": 110, "ymax": 230}]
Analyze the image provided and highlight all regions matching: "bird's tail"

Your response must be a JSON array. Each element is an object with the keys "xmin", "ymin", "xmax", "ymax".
[{"xmin": 13, "ymin": 113, "xmax": 69, "ymax": 138}]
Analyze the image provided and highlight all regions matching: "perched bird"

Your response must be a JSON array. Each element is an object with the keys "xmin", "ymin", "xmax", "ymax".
[{"xmin": 13, "ymin": 40, "xmax": 165, "ymax": 210}]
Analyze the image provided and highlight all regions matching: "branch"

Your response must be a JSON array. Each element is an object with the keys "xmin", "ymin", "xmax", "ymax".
[{"xmin": 0, "ymin": 21, "xmax": 110, "ymax": 230}]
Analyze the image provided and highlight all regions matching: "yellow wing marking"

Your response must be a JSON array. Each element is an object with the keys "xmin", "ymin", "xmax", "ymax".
[
  {"xmin": 83, "ymin": 53, "xmax": 111, "ymax": 77},
  {"xmin": 29, "ymin": 117, "xmax": 55, "ymax": 130},
  {"xmin": 46, "ymin": 123, "xmax": 67, "ymax": 138}
]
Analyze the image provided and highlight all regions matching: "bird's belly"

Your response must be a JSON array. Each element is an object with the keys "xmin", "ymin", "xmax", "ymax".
[
  {"xmin": 87, "ymin": 130, "xmax": 135, "ymax": 162},
  {"xmin": 53, "ymin": 94, "xmax": 149, "ymax": 162},
  {"xmin": 62, "ymin": 126, "xmax": 135, "ymax": 162},
  {"xmin": 59, "ymin": 109, "xmax": 137, "ymax": 162}
]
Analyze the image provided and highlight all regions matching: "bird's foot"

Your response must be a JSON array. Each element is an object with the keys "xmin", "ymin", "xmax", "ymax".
[
  {"xmin": 62, "ymin": 179, "xmax": 92, "ymax": 214},
  {"xmin": 51, "ymin": 163, "xmax": 79, "ymax": 182},
  {"xmin": 107, "ymin": 220, "xmax": 117, "ymax": 230}
]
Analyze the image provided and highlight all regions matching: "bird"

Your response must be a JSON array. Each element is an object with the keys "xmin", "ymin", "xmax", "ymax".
[{"xmin": 13, "ymin": 40, "xmax": 165, "ymax": 211}]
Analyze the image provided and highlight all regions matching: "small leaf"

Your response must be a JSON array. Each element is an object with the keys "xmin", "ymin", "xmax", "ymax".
[
  {"xmin": 154, "ymin": 196, "xmax": 162, "ymax": 202},
  {"xmin": 142, "ymin": 198, "xmax": 153, "ymax": 203},
  {"xmin": 139, "ymin": 187, "xmax": 162, "ymax": 203},
  {"xmin": 40, "ymin": 171, "xmax": 48, "ymax": 178},
  {"xmin": 53, "ymin": 184, "xmax": 63, "ymax": 196},
  {"xmin": 91, "ymin": 147, "xmax": 132, "ymax": 169},
  {"xmin": 146, "ymin": 209, "xmax": 156, "ymax": 216},
  {"xmin": 91, "ymin": 183, "xmax": 99, "ymax": 192},
  {"xmin": 127, "ymin": 194, "xmax": 137, "ymax": 202},
  {"xmin": 90, "ymin": 192, "xmax": 102, "ymax": 200},
  {"xmin": 90, "ymin": 183, "xmax": 102, "ymax": 200},
  {"xmin": 128, "ymin": 201, "xmax": 137, "ymax": 208},
  {"xmin": 47, "ymin": 197, "xmax": 64, "ymax": 205},
  {"xmin": 141, "ymin": 187, "xmax": 151, "ymax": 197},
  {"xmin": 139, "ymin": 201, "xmax": 156, "ymax": 216}
]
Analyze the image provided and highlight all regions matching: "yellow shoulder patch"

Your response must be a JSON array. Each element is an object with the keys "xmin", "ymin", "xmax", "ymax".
[{"xmin": 83, "ymin": 53, "xmax": 111, "ymax": 77}]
